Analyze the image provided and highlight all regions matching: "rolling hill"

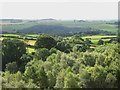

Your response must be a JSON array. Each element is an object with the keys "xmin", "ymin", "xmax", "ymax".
[{"xmin": 0, "ymin": 19, "xmax": 118, "ymax": 35}]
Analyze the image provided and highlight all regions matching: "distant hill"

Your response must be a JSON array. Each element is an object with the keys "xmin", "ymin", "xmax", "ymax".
[
  {"xmin": 0, "ymin": 19, "xmax": 23, "ymax": 22},
  {"xmin": 18, "ymin": 24, "xmax": 92, "ymax": 34},
  {"xmin": 0, "ymin": 19, "xmax": 117, "ymax": 35},
  {"xmin": 40, "ymin": 18, "xmax": 56, "ymax": 21}
]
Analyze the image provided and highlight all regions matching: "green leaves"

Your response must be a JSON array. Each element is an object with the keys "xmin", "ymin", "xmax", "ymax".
[
  {"xmin": 24, "ymin": 60, "xmax": 48, "ymax": 88},
  {"xmin": 35, "ymin": 48, "xmax": 50, "ymax": 61},
  {"xmin": 35, "ymin": 34, "xmax": 57, "ymax": 49},
  {"xmin": 2, "ymin": 39, "xmax": 26, "ymax": 71},
  {"xmin": 2, "ymin": 36, "xmax": 120, "ymax": 89},
  {"xmin": 5, "ymin": 62, "xmax": 18, "ymax": 73}
]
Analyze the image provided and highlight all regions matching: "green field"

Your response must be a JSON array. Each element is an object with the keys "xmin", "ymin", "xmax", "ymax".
[
  {"xmin": 24, "ymin": 40, "xmax": 36, "ymax": 45},
  {"xmin": 82, "ymin": 35, "xmax": 117, "ymax": 39},
  {"xmin": 25, "ymin": 34, "xmax": 39, "ymax": 37},
  {"xmin": 0, "ymin": 20, "xmax": 118, "ymax": 34},
  {"xmin": 1, "ymin": 34, "xmax": 117, "ymax": 45},
  {"xmin": 82, "ymin": 35, "xmax": 117, "ymax": 44},
  {"xmin": 2, "ymin": 34, "xmax": 20, "ymax": 36},
  {"xmin": 27, "ymin": 47, "xmax": 35, "ymax": 53}
]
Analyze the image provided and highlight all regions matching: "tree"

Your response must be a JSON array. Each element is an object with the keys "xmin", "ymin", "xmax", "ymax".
[
  {"xmin": 24, "ymin": 60, "xmax": 48, "ymax": 88},
  {"xmin": 105, "ymin": 73, "xmax": 117, "ymax": 88},
  {"xmin": 81, "ymin": 52, "xmax": 97, "ymax": 66},
  {"xmin": 2, "ymin": 71, "xmax": 37, "ymax": 88},
  {"xmin": 69, "ymin": 36, "xmax": 84, "ymax": 44},
  {"xmin": 5, "ymin": 62, "xmax": 18, "ymax": 73},
  {"xmin": 98, "ymin": 39, "xmax": 104, "ymax": 45},
  {"xmin": 19, "ymin": 53, "xmax": 33, "ymax": 72},
  {"xmin": 35, "ymin": 35, "xmax": 57, "ymax": 49},
  {"xmin": 79, "ymin": 65, "xmax": 108, "ymax": 88},
  {"xmin": 49, "ymin": 48, "xmax": 57, "ymax": 54},
  {"xmin": 35, "ymin": 48, "xmax": 50, "ymax": 61},
  {"xmin": 64, "ymin": 72, "xmax": 79, "ymax": 88},
  {"xmin": 55, "ymin": 69, "xmax": 65, "ymax": 88},
  {"xmin": 85, "ymin": 38, "xmax": 92, "ymax": 45},
  {"xmin": 2, "ymin": 39, "xmax": 26, "ymax": 70},
  {"xmin": 56, "ymin": 41, "xmax": 71, "ymax": 53},
  {"xmin": 73, "ymin": 44, "xmax": 87, "ymax": 52},
  {"xmin": 47, "ymin": 71, "xmax": 56, "ymax": 88}
]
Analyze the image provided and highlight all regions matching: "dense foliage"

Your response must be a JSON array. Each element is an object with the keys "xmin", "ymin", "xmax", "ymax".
[
  {"xmin": 35, "ymin": 35, "xmax": 57, "ymax": 49},
  {"xmin": 2, "ymin": 39, "xmax": 26, "ymax": 71},
  {"xmin": 1, "ymin": 34, "xmax": 120, "ymax": 89}
]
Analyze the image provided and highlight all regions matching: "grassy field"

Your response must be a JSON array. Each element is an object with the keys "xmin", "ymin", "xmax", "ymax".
[
  {"xmin": 1, "ymin": 34, "xmax": 117, "ymax": 45},
  {"xmin": 2, "ymin": 34, "xmax": 20, "ymax": 36},
  {"xmin": 0, "ymin": 22, "xmax": 40, "ymax": 33},
  {"xmin": 82, "ymin": 35, "xmax": 117, "ymax": 44},
  {"xmin": 91, "ymin": 39, "xmax": 110, "ymax": 44},
  {"xmin": 24, "ymin": 40, "xmax": 36, "ymax": 46},
  {"xmin": 1, "ymin": 20, "xmax": 118, "ymax": 34},
  {"xmin": 1, "ymin": 34, "xmax": 36, "ymax": 46},
  {"xmin": 56, "ymin": 21, "xmax": 117, "ymax": 33},
  {"xmin": 27, "ymin": 48, "xmax": 35, "ymax": 53},
  {"xmin": 1, "ymin": 33, "xmax": 117, "ymax": 50},
  {"xmin": 25, "ymin": 34, "xmax": 39, "ymax": 37},
  {"xmin": 0, "ymin": 36, "xmax": 36, "ymax": 53},
  {"xmin": 82, "ymin": 35, "xmax": 117, "ymax": 39}
]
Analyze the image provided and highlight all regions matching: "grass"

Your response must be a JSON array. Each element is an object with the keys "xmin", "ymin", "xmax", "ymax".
[
  {"xmin": 24, "ymin": 40, "xmax": 36, "ymax": 46},
  {"xmin": 1, "ymin": 34, "xmax": 116, "ymax": 45},
  {"xmin": 27, "ymin": 48, "xmax": 35, "ymax": 53},
  {"xmin": 82, "ymin": 35, "xmax": 117, "ymax": 44},
  {"xmin": 2, "ymin": 34, "xmax": 20, "ymax": 36},
  {"xmin": 0, "ymin": 36, "xmax": 36, "ymax": 53},
  {"xmin": 1, "ymin": 33, "xmax": 36, "ymax": 46},
  {"xmin": 49, "ymin": 21, "xmax": 117, "ymax": 33},
  {"xmin": 1, "ymin": 20, "xmax": 118, "ymax": 33},
  {"xmin": 82, "ymin": 35, "xmax": 117, "ymax": 40},
  {"xmin": 26, "ymin": 34, "xmax": 39, "ymax": 37},
  {"xmin": 1, "ymin": 22, "xmax": 39, "ymax": 33},
  {"xmin": 91, "ymin": 39, "xmax": 110, "ymax": 44}
]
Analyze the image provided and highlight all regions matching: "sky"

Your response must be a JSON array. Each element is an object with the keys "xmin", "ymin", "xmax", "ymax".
[{"xmin": 0, "ymin": 1, "xmax": 118, "ymax": 20}]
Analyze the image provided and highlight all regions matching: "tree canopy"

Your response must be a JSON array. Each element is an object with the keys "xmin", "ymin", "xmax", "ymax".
[{"xmin": 35, "ymin": 35, "xmax": 57, "ymax": 49}]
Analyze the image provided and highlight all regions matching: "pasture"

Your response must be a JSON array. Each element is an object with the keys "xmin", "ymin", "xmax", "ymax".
[
  {"xmin": 82, "ymin": 35, "xmax": 117, "ymax": 44},
  {"xmin": 1, "ymin": 20, "xmax": 118, "ymax": 34}
]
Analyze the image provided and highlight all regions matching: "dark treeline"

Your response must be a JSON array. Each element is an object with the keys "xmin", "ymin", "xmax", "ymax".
[
  {"xmin": 2, "ymin": 29, "xmax": 115, "ymax": 37},
  {"xmin": 0, "ymin": 19, "xmax": 23, "ymax": 22}
]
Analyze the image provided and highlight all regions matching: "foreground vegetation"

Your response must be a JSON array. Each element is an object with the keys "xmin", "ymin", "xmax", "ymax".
[
  {"xmin": 0, "ymin": 19, "xmax": 119, "ymax": 88},
  {"xmin": 1, "ymin": 33, "xmax": 120, "ymax": 88}
]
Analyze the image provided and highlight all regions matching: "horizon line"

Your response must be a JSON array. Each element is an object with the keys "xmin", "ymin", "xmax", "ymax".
[{"xmin": 0, "ymin": 18, "xmax": 118, "ymax": 21}]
